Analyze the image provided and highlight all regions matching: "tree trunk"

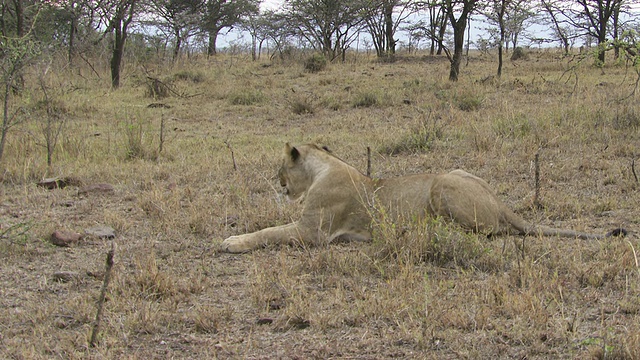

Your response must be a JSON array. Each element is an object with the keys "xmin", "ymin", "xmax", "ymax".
[
  {"xmin": 68, "ymin": 6, "xmax": 77, "ymax": 66},
  {"xmin": 208, "ymin": 30, "xmax": 219, "ymax": 56},
  {"xmin": 173, "ymin": 29, "xmax": 181, "ymax": 61},
  {"xmin": 384, "ymin": 2, "xmax": 395, "ymax": 55},
  {"xmin": 436, "ymin": 17, "xmax": 447, "ymax": 55},
  {"xmin": 111, "ymin": 20, "xmax": 125, "ymax": 88},
  {"xmin": 449, "ymin": 23, "xmax": 465, "ymax": 81},
  {"xmin": 13, "ymin": 0, "xmax": 23, "ymax": 36}
]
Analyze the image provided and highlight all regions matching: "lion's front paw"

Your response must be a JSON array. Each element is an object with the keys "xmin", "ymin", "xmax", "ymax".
[{"xmin": 221, "ymin": 235, "xmax": 255, "ymax": 253}]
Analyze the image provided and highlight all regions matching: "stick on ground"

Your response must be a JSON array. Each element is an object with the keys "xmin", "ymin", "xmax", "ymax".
[{"xmin": 90, "ymin": 242, "xmax": 116, "ymax": 347}]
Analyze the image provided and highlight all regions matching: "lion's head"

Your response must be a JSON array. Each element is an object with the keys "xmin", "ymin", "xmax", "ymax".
[{"xmin": 277, "ymin": 143, "xmax": 332, "ymax": 200}]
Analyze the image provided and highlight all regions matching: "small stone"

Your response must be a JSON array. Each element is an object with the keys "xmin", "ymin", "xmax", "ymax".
[
  {"xmin": 78, "ymin": 183, "xmax": 115, "ymax": 195},
  {"xmin": 50, "ymin": 230, "xmax": 82, "ymax": 247},
  {"xmin": 84, "ymin": 225, "xmax": 116, "ymax": 239}
]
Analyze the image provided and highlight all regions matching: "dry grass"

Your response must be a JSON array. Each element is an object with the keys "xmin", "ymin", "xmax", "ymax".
[{"xmin": 0, "ymin": 50, "xmax": 639, "ymax": 359}]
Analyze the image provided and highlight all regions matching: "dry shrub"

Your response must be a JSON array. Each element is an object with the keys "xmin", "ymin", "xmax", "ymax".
[
  {"xmin": 145, "ymin": 77, "xmax": 171, "ymax": 99},
  {"xmin": 289, "ymin": 94, "xmax": 315, "ymax": 115},
  {"xmin": 304, "ymin": 54, "xmax": 327, "ymax": 73},
  {"xmin": 172, "ymin": 70, "xmax": 205, "ymax": 83}
]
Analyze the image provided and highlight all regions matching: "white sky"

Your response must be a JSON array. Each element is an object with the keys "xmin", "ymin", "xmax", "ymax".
[{"xmin": 261, "ymin": 0, "xmax": 283, "ymax": 11}]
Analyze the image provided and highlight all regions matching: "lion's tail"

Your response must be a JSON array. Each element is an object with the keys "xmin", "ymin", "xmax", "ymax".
[{"xmin": 504, "ymin": 210, "xmax": 627, "ymax": 240}]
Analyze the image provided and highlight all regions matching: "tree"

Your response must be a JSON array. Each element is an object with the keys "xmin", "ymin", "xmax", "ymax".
[
  {"xmin": 96, "ymin": 0, "xmax": 138, "ymax": 88},
  {"xmin": 483, "ymin": 0, "xmax": 508, "ymax": 77},
  {"xmin": 362, "ymin": 0, "xmax": 418, "ymax": 58},
  {"xmin": 577, "ymin": 0, "xmax": 625, "ymax": 64},
  {"xmin": 552, "ymin": 0, "xmax": 628, "ymax": 64},
  {"xmin": 148, "ymin": 0, "xmax": 203, "ymax": 61},
  {"xmin": 238, "ymin": 11, "xmax": 271, "ymax": 61},
  {"xmin": 540, "ymin": 0, "xmax": 572, "ymax": 54},
  {"xmin": 483, "ymin": 0, "xmax": 535, "ymax": 76},
  {"xmin": 445, "ymin": 0, "xmax": 477, "ymax": 81},
  {"xmin": 258, "ymin": 10, "xmax": 296, "ymax": 60},
  {"xmin": 201, "ymin": 0, "xmax": 260, "ymax": 56},
  {"xmin": 284, "ymin": 0, "xmax": 367, "ymax": 61},
  {"xmin": 503, "ymin": 0, "xmax": 536, "ymax": 50},
  {"xmin": 421, "ymin": 0, "xmax": 450, "ymax": 55}
]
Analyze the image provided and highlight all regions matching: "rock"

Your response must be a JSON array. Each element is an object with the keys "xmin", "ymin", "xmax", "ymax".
[
  {"xmin": 52, "ymin": 271, "xmax": 80, "ymax": 282},
  {"xmin": 50, "ymin": 230, "xmax": 82, "ymax": 247},
  {"xmin": 78, "ymin": 183, "xmax": 115, "ymax": 195},
  {"xmin": 84, "ymin": 225, "xmax": 116, "ymax": 239}
]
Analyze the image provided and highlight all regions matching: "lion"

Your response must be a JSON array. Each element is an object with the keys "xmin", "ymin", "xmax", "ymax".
[{"xmin": 221, "ymin": 143, "xmax": 626, "ymax": 253}]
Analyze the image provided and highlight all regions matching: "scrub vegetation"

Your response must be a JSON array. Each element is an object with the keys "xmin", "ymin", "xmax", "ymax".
[{"xmin": 0, "ymin": 50, "xmax": 639, "ymax": 359}]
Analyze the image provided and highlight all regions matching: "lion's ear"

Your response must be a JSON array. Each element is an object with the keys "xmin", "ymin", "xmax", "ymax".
[{"xmin": 284, "ymin": 143, "xmax": 300, "ymax": 162}]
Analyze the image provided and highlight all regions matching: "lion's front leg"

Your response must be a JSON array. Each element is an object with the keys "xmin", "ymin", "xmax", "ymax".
[{"xmin": 221, "ymin": 222, "xmax": 303, "ymax": 253}]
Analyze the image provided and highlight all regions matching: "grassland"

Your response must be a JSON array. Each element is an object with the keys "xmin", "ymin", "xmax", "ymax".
[{"xmin": 0, "ymin": 49, "xmax": 639, "ymax": 359}]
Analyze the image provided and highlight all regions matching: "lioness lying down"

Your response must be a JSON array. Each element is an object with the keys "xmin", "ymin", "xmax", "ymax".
[{"xmin": 221, "ymin": 143, "xmax": 626, "ymax": 253}]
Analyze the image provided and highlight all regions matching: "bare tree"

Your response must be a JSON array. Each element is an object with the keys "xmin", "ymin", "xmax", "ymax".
[
  {"xmin": 148, "ymin": 0, "xmax": 203, "ymax": 61},
  {"xmin": 539, "ymin": 0, "xmax": 572, "ymax": 54},
  {"xmin": 445, "ymin": 0, "xmax": 477, "ymax": 81},
  {"xmin": 363, "ymin": 0, "xmax": 418, "ymax": 58},
  {"xmin": 239, "ymin": 12, "xmax": 271, "ymax": 61},
  {"xmin": 483, "ymin": 0, "xmax": 508, "ymax": 77}
]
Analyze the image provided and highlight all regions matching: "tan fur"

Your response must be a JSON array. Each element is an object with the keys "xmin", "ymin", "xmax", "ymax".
[{"xmin": 221, "ymin": 143, "xmax": 623, "ymax": 253}]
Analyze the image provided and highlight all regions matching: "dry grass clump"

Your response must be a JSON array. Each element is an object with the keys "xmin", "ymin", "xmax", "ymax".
[
  {"xmin": 379, "ymin": 108, "xmax": 447, "ymax": 155},
  {"xmin": 0, "ymin": 49, "xmax": 638, "ymax": 358},
  {"xmin": 228, "ymin": 88, "xmax": 266, "ymax": 105}
]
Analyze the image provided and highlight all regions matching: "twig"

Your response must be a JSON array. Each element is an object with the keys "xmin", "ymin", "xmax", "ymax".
[
  {"xmin": 224, "ymin": 140, "xmax": 237, "ymax": 171},
  {"xmin": 366, "ymin": 146, "xmax": 371, "ymax": 177},
  {"xmin": 627, "ymin": 240, "xmax": 640, "ymax": 278},
  {"xmin": 632, "ymin": 158, "xmax": 638, "ymax": 184},
  {"xmin": 159, "ymin": 114, "xmax": 165, "ymax": 154},
  {"xmin": 90, "ymin": 242, "xmax": 116, "ymax": 348}
]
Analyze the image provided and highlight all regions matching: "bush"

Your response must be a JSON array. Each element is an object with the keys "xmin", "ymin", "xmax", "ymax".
[
  {"xmin": 511, "ymin": 47, "xmax": 528, "ymax": 61},
  {"xmin": 304, "ymin": 54, "xmax": 327, "ymax": 73}
]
